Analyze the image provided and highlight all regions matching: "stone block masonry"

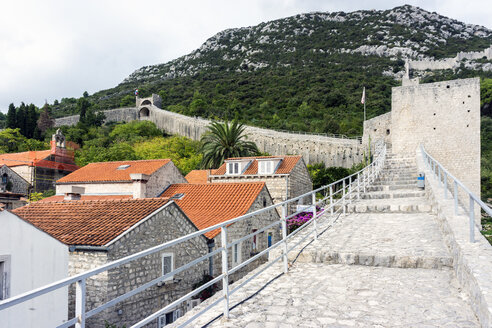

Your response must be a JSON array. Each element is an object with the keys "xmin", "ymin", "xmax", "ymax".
[{"xmin": 55, "ymin": 106, "xmax": 364, "ymax": 168}]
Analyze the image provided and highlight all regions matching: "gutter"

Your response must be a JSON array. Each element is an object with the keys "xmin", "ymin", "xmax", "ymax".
[{"xmin": 69, "ymin": 245, "xmax": 108, "ymax": 252}]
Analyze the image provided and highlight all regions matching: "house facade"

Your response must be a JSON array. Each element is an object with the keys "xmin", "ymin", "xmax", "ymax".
[
  {"xmin": 161, "ymin": 182, "xmax": 281, "ymax": 282},
  {"xmin": 56, "ymin": 159, "xmax": 186, "ymax": 198},
  {"xmin": 0, "ymin": 130, "xmax": 79, "ymax": 194},
  {"xmin": 0, "ymin": 211, "xmax": 68, "ymax": 328},
  {"xmin": 209, "ymin": 156, "xmax": 313, "ymax": 212},
  {"xmin": 12, "ymin": 198, "xmax": 208, "ymax": 328}
]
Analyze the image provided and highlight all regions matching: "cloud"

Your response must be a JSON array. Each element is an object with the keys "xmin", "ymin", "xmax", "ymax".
[{"xmin": 0, "ymin": 0, "xmax": 490, "ymax": 111}]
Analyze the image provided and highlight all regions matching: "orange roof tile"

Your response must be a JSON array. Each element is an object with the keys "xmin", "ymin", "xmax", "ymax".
[
  {"xmin": 160, "ymin": 182, "xmax": 265, "ymax": 238},
  {"xmin": 38, "ymin": 195, "xmax": 133, "ymax": 202},
  {"xmin": 12, "ymin": 198, "xmax": 171, "ymax": 246},
  {"xmin": 185, "ymin": 170, "xmax": 210, "ymax": 184},
  {"xmin": 0, "ymin": 150, "xmax": 52, "ymax": 167},
  {"xmin": 212, "ymin": 156, "xmax": 301, "ymax": 176},
  {"xmin": 57, "ymin": 159, "xmax": 171, "ymax": 183}
]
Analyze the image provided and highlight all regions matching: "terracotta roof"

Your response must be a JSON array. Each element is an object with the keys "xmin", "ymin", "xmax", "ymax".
[
  {"xmin": 212, "ymin": 156, "xmax": 301, "ymax": 176},
  {"xmin": 185, "ymin": 170, "xmax": 210, "ymax": 184},
  {"xmin": 38, "ymin": 195, "xmax": 133, "ymax": 202},
  {"xmin": 12, "ymin": 198, "xmax": 171, "ymax": 246},
  {"xmin": 57, "ymin": 159, "xmax": 171, "ymax": 183},
  {"xmin": 161, "ymin": 182, "xmax": 265, "ymax": 238},
  {"xmin": 0, "ymin": 150, "xmax": 52, "ymax": 167}
]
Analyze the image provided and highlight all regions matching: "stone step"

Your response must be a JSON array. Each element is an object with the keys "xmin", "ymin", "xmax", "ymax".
[
  {"xmin": 345, "ymin": 198, "xmax": 431, "ymax": 213},
  {"xmin": 291, "ymin": 212, "xmax": 453, "ymax": 270},
  {"xmin": 367, "ymin": 184, "xmax": 420, "ymax": 191},
  {"xmin": 373, "ymin": 179, "xmax": 417, "ymax": 185},
  {"xmin": 359, "ymin": 190, "xmax": 426, "ymax": 199}
]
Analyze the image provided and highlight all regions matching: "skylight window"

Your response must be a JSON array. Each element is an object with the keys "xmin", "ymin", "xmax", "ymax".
[
  {"xmin": 117, "ymin": 164, "xmax": 131, "ymax": 170},
  {"xmin": 170, "ymin": 193, "xmax": 185, "ymax": 200}
]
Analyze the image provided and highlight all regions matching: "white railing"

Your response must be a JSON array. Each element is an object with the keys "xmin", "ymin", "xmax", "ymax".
[
  {"xmin": 0, "ymin": 143, "xmax": 386, "ymax": 328},
  {"xmin": 420, "ymin": 145, "xmax": 491, "ymax": 242}
]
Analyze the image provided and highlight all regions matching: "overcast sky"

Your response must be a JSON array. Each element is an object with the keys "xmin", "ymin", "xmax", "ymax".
[{"xmin": 1, "ymin": 0, "xmax": 491, "ymax": 112}]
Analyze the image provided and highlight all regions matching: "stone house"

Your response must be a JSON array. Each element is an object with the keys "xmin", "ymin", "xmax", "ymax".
[
  {"xmin": 160, "ymin": 182, "xmax": 281, "ymax": 282},
  {"xmin": 0, "ymin": 210, "xmax": 68, "ymax": 328},
  {"xmin": 12, "ymin": 197, "xmax": 209, "ymax": 328},
  {"xmin": 0, "ymin": 130, "xmax": 78, "ymax": 194},
  {"xmin": 56, "ymin": 159, "xmax": 187, "ymax": 198},
  {"xmin": 209, "ymin": 156, "xmax": 313, "ymax": 212}
]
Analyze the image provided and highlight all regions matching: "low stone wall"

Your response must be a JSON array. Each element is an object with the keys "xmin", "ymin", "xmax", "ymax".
[{"xmin": 416, "ymin": 149, "xmax": 492, "ymax": 328}]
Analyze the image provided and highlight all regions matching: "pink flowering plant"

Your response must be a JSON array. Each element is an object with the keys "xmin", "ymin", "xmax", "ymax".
[{"xmin": 287, "ymin": 206, "xmax": 323, "ymax": 233}]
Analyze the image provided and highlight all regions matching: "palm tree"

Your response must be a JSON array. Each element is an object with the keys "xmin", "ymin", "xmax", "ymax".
[{"xmin": 200, "ymin": 120, "xmax": 259, "ymax": 169}]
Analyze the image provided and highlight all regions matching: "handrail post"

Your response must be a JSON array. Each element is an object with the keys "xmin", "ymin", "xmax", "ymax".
[
  {"xmin": 75, "ymin": 279, "xmax": 86, "ymax": 328},
  {"xmin": 438, "ymin": 166, "xmax": 442, "ymax": 185},
  {"xmin": 342, "ymin": 179, "xmax": 346, "ymax": 215},
  {"xmin": 329, "ymin": 185, "xmax": 333, "ymax": 215},
  {"xmin": 454, "ymin": 181, "xmax": 458, "ymax": 215},
  {"xmin": 281, "ymin": 204, "xmax": 289, "ymax": 273},
  {"xmin": 312, "ymin": 193, "xmax": 317, "ymax": 241},
  {"xmin": 348, "ymin": 176, "xmax": 352, "ymax": 204},
  {"xmin": 357, "ymin": 173, "xmax": 360, "ymax": 200},
  {"xmin": 363, "ymin": 170, "xmax": 366, "ymax": 194},
  {"xmin": 469, "ymin": 196, "xmax": 475, "ymax": 243},
  {"xmin": 220, "ymin": 227, "xmax": 229, "ymax": 318},
  {"xmin": 444, "ymin": 174, "xmax": 448, "ymax": 199}
]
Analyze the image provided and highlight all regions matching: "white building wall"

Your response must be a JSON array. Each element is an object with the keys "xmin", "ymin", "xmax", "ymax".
[
  {"xmin": 56, "ymin": 181, "xmax": 134, "ymax": 196},
  {"xmin": 0, "ymin": 211, "xmax": 68, "ymax": 328}
]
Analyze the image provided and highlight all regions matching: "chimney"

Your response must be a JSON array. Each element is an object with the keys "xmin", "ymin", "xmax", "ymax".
[
  {"xmin": 130, "ymin": 173, "xmax": 150, "ymax": 199},
  {"xmin": 64, "ymin": 186, "xmax": 85, "ymax": 201}
]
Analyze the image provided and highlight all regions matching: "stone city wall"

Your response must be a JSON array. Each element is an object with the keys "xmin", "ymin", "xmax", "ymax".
[
  {"xmin": 55, "ymin": 107, "xmax": 364, "ymax": 168},
  {"xmin": 391, "ymin": 77, "xmax": 481, "ymax": 211},
  {"xmin": 362, "ymin": 112, "xmax": 392, "ymax": 146}
]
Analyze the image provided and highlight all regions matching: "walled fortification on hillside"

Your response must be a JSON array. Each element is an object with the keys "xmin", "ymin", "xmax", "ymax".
[
  {"xmin": 365, "ymin": 77, "xmax": 481, "ymax": 220},
  {"xmin": 55, "ymin": 99, "xmax": 364, "ymax": 168},
  {"xmin": 408, "ymin": 45, "xmax": 492, "ymax": 72}
]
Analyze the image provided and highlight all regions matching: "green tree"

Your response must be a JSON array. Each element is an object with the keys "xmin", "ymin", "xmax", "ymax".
[
  {"xmin": 120, "ymin": 94, "xmax": 135, "ymax": 107},
  {"xmin": 200, "ymin": 120, "xmax": 258, "ymax": 169},
  {"xmin": 109, "ymin": 121, "xmax": 161, "ymax": 143},
  {"xmin": 77, "ymin": 97, "xmax": 91, "ymax": 122},
  {"xmin": 6, "ymin": 103, "xmax": 16, "ymax": 129},
  {"xmin": 37, "ymin": 104, "xmax": 54, "ymax": 133}
]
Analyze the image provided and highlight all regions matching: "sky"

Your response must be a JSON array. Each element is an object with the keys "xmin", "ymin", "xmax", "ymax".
[{"xmin": 1, "ymin": 0, "xmax": 491, "ymax": 112}]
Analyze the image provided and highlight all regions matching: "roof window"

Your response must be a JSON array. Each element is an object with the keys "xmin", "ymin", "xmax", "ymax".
[
  {"xmin": 170, "ymin": 193, "xmax": 185, "ymax": 200},
  {"xmin": 117, "ymin": 164, "xmax": 131, "ymax": 170}
]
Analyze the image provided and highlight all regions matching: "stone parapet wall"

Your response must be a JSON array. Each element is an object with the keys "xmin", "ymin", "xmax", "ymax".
[
  {"xmin": 54, "ymin": 107, "xmax": 138, "ymax": 127},
  {"xmin": 362, "ymin": 112, "xmax": 391, "ymax": 146},
  {"xmin": 416, "ymin": 149, "xmax": 492, "ymax": 328}
]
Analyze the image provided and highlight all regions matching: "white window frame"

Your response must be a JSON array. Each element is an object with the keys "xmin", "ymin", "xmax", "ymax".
[
  {"xmin": 161, "ymin": 253, "xmax": 174, "ymax": 282},
  {"xmin": 227, "ymin": 162, "xmax": 241, "ymax": 175},
  {"xmin": 258, "ymin": 160, "xmax": 274, "ymax": 174},
  {"xmin": 0, "ymin": 255, "xmax": 11, "ymax": 301},
  {"xmin": 158, "ymin": 308, "xmax": 181, "ymax": 327},
  {"xmin": 232, "ymin": 242, "xmax": 242, "ymax": 267}
]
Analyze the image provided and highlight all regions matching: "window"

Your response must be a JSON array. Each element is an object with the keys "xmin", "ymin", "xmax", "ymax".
[
  {"xmin": 232, "ymin": 242, "xmax": 241, "ymax": 266},
  {"xmin": 267, "ymin": 232, "xmax": 273, "ymax": 248},
  {"xmin": 251, "ymin": 229, "xmax": 258, "ymax": 253},
  {"xmin": 227, "ymin": 162, "xmax": 240, "ymax": 175},
  {"xmin": 1, "ymin": 174, "xmax": 7, "ymax": 185},
  {"xmin": 258, "ymin": 161, "xmax": 274, "ymax": 174},
  {"xmin": 117, "ymin": 164, "xmax": 130, "ymax": 170},
  {"xmin": 0, "ymin": 256, "xmax": 10, "ymax": 301},
  {"xmin": 158, "ymin": 309, "xmax": 182, "ymax": 327},
  {"xmin": 162, "ymin": 253, "xmax": 174, "ymax": 281}
]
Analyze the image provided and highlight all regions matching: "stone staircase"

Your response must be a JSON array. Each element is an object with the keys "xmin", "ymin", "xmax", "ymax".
[{"xmin": 348, "ymin": 152, "xmax": 431, "ymax": 213}]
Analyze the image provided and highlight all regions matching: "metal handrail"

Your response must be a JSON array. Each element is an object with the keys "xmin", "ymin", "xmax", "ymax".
[
  {"xmin": 420, "ymin": 145, "xmax": 490, "ymax": 242},
  {"xmin": 0, "ymin": 142, "xmax": 386, "ymax": 328}
]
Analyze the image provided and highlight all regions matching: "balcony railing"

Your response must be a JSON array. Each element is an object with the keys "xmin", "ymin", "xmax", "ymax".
[{"xmin": 0, "ymin": 142, "xmax": 386, "ymax": 328}]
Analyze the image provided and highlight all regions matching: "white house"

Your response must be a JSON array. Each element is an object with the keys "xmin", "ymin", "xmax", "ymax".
[{"xmin": 0, "ymin": 210, "xmax": 68, "ymax": 328}]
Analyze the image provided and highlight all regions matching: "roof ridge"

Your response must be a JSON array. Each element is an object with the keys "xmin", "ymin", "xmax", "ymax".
[
  {"xmin": 86, "ymin": 158, "xmax": 171, "ymax": 165},
  {"xmin": 27, "ymin": 197, "xmax": 170, "ymax": 205},
  {"xmin": 171, "ymin": 182, "xmax": 266, "ymax": 186}
]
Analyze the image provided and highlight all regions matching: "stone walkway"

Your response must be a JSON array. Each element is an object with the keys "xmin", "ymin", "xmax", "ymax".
[
  {"xmin": 175, "ymin": 262, "xmax": 479, "ymax": 327},
  {"xmin": 173, "ymin": 153, "xmax": 482, "ymax": 327}
]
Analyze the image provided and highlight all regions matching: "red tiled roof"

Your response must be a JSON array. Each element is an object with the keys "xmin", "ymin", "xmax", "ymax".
[
  {"xmin": 57, "ymin": 159, "xmax": 171, "ymax": 183},
  {"xmin": 160, "ymin": 182, "xmax": 265, "ymax": 238},
  {"xmin": 0, "ymin": 150, "xmax": 52, "ymax": 167},
  {"xmin": 185, "ymin": 170, "xmax": 210, "ymax": 184},
  {"xmin": 212, "ymin": 156, "xmax": 301, "ymax": 176},
  {"xmin": 12, "ymin": 198, "xmax": 171, "ymax": 246},
  {"xmin": 38, "ymin": 195, "xmax": 133, "ymax": 202}
]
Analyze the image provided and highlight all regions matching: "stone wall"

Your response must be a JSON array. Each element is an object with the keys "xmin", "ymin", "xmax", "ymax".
[
  {"xmin": 68, "ymin": 250, "xmax": 108, "ymax": 327},
  {"xmin": 146, "ymin": 161, "xmax": 187, "ymax": 197},
  {"xmin": 211, "ymin": 187, "xmax": 281, "ymax": 283},
  {"xmin": 391, "ymin": 77, "xmax": 481, "ymax": 215},
  {"xmin": 362, "ymin": 112, "xmax": 392, "ymax": 146},
  {"xmin": 68, "ymin": 203, "xmax": 208, "ymax": 328},
  {"xmin": 55, "ymin": 107, "xmax": 364, "ymax": 168},
  {"xmin": 0, "ymin": 165, "xmax": 30, "ymax": 194}
]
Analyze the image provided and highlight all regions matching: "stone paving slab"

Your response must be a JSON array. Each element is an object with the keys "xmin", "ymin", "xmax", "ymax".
[
  {"xmin": 346, "ymin": 198, "xmax": 432, "ymax": 213},
  {"xmin": 294, "ymin": 213, "xmax": 453, "ymax": 269},
  {"xmin": 174, "ymin": 263, "xmax": 479, "ymax": 327}
]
